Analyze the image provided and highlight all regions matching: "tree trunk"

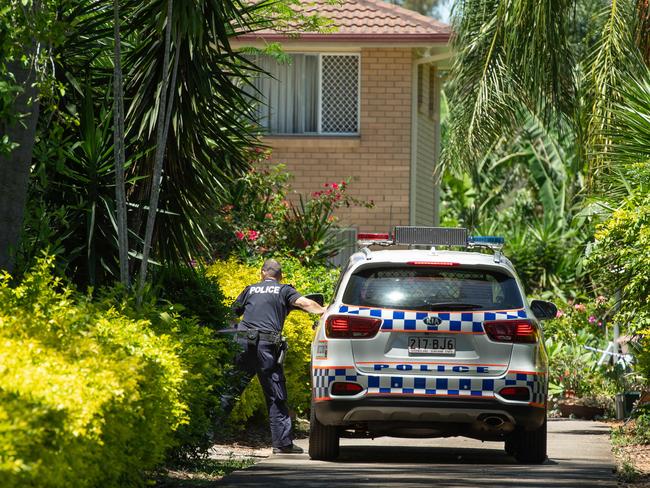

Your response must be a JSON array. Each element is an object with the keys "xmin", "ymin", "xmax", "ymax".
[
  {"xmin": 114, "ymin": 0, "xmax": 129, "ymax": 288},
  {"xmin": 0, "ymin": 61, "xmax": 40, "ymax": 273},
  {"xmin": 137, "ymin": 0, "xmax": 176, "ymax": 300}
]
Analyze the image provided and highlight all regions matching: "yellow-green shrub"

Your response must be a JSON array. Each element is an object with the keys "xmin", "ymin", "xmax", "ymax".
[
  {"xmin": 121, "ymin": 299, "xmax": 235, "ymax": 459},
  {"xmin": 207, "ymin": 257, "xmax": 338, "ymax": 423},
  {"xmin": 0, "ymin": 257, "xmax": 187, "ymax": 487}
]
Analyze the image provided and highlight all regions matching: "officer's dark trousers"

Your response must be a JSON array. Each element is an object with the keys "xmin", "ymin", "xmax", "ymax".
[{"xmin": 234, "ymin": 338, "xmax": 293, "ymax": 449}]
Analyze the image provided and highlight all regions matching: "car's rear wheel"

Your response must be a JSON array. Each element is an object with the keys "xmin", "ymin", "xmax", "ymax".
[
  {"xmin": 504, "ymin": 436, "xmax": 517, "ymax": 456},
  {"xmin": 510, "ymin": 418, "xmax": 547, "ymax": 464},
  {"xmin": 308, "ymin": 403, "xmax": 340, "ymax": 460}
]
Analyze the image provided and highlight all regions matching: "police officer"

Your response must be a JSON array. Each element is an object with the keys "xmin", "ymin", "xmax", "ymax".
[{"xmin": 232, "ymin": 259, "xmax": 326, "ymax": 454}]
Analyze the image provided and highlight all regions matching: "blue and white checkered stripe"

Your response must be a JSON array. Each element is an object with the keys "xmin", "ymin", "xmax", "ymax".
[
  {"xmin": 312, "ymin": 368, "xmax": 546, "ymax": 405},
  {"xmin": 337, "ymin": 305, "xmax": 528, "ymax": 333},
  {"xmin": 503, "ymin": 371, "xmax": 547, "ymax": 406}
]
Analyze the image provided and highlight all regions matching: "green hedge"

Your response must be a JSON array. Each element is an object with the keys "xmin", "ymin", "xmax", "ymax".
[{"xmin": 0, "ymin": 257, "xmax": 213, "ymax": 487}]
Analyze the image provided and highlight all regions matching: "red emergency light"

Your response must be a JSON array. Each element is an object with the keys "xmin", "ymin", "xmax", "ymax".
[{"xmin": 406, "ymin": 261, "xmax": 460, "ymax": 266}]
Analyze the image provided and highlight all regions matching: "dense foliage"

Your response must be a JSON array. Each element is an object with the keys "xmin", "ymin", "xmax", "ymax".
[
  {"xmin": 0, "ymin": 255, "xmax": 245, "ymax": 484},
  {"xmin": 588, "ymin": 194, "xmax": 650, "ymax": 333},
  {"xmin": 0, "ymin": 257, "xmax": 187, "ymax": 487}
]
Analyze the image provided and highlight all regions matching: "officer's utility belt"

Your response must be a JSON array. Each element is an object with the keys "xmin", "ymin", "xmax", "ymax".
[{"xmin": 236, "ymin": 329, "xmax": 281, "ymax": 345}]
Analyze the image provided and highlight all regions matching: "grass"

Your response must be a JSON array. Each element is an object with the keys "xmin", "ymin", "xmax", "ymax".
[
  {"xmin": 154, "ymin": 457, "xmax": 257, "ymax": 487},
  {"xmin": 610, "ymin": 404, "xmax": 650, "ymax": 485}
]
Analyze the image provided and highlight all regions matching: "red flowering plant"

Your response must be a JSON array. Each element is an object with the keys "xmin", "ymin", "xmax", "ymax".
[
  {"xmin": 210, "ymin": 155, "xmax": 372, "ymax": 264},
  {"xmin": 210, "ymin": 160, "xmax": 292, "ymax": 261},
  {"xmin": 282, "ymin": 179, "xmax": 373, "ymax": 265}
]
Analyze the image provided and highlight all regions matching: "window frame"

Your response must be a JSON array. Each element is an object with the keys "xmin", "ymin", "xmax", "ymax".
[{"xmin": 261, "ymin": 52, "xmax": 361, "ymax": 137}]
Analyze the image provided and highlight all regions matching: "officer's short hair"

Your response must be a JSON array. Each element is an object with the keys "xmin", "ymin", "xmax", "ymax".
[{"xmin": 261, "ymin": 259, "xmax": 282, "ymax": 278}]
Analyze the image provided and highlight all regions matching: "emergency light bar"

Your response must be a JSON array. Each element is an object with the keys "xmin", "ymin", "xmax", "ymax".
[{"xmin": 356, "ymin": 226, "xmax": 505, "ymax": 251}]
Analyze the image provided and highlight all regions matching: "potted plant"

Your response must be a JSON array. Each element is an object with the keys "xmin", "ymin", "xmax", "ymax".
[{"xmin": 557, "ymin": 393, "xmax": 613, "ymax": 419}]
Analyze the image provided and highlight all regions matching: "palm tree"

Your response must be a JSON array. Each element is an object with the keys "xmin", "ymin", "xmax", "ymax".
[
  {"xmin": 13, "ymin": 0, "xmax": 334, "ymax": 286},
  {"xmin": 113, "ymin": 0, "xmax": 129, "ymax": 287},
  {"xmin": 445, "ymin": 0, "xmax": 649, "ymax": 189}
]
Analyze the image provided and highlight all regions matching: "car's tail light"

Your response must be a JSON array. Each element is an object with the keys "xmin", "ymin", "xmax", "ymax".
[
  {"xmin": 331, "ymin": 382, "xmax": 364, "ymax": 395},
  {"xmin": 483, "ymin": 320, "xmax": 538, "ymax": 343},
  {"xmin": 499, "ymin": 386, "xmax": 531, "ymax": 402},
  {"xmin": 325, "ymin": 315, "xmax": 382, "ymax": 339}
]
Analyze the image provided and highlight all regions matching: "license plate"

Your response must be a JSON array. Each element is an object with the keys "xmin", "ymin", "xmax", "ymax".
[{"xmin": 408, "ymin": 336, "xmax": 455, "ymax": 355}]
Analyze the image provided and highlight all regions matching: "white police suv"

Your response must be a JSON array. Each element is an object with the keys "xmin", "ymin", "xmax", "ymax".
[{"xmin": 309, "ymin": 227, "xmax": 557, "ymax": 463}]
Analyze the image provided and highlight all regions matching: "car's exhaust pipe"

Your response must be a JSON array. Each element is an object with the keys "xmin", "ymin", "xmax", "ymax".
[
  {"xmin": 471, "ymin": 414, "xmax": 514, "ymax": 439},
  {"xmin": 483, "ymin": 416, "xmax": 505, "ymax": 428}
]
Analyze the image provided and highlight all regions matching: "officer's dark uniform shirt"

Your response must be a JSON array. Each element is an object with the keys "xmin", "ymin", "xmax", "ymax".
[{"xmin": 233, "ymin": 279, "xmax": 302, "ymax": 334}]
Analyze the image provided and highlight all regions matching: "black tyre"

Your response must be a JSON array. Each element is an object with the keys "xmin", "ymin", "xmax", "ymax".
[
  {"xmin": 512, "ymin": 418, "xmax": 547, "ymax": 464},
  {"xmin": 504, "ymin": 436, "xmax": 517, "ymax": 457},
  {"xmin": 308, "ymin": 404, "xmax": 340, "ymax": 460}
]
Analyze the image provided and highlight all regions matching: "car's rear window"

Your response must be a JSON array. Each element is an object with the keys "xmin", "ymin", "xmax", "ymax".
[{"xmin": 342, "ymin": 265, "xmax": 523, "ymax": 311}]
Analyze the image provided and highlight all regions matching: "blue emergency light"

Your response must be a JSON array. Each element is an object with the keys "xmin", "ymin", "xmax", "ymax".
[{"xmin": 467, "ymin": 235, "xmax": 505, "ymax": 250}]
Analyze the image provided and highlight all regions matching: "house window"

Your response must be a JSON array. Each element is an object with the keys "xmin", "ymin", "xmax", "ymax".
[{"xmin": 252, "ymin": 53, "xmax": 360, "ymax": 135}]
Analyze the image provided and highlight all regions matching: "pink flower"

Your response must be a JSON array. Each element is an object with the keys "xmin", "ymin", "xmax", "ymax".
[
  {"xmin": 340, "ymin": 181, "xmax": 347, "ymax": 187},
  {"xmin": 556, "ymin": 309, "xmax": 564, "ymax": 318},
  {"xmin": 247, "ymin": 229, "xmax": 260, "ymax": 241},
  {"xmin": 598, "ymin": 321, "xmax": 603, "ymax": 327},
  {"xmin": 574, "ymin": 303, "xmax": 586, "ymax": 313},
  {"xmin": 235, "ymin": 230, "xmax": 245, "ymax": 240},
  {"xmin": 588, "ymin": 315, "xmax": 597, "ymax": 324},
  {"xmin": 596, "ymin": 295, "xmax": 607, "ymax": 305},
  {"xmin": 323, "ymin": 183, "xmax": 329, "ymax": 188},
  {"xmin": 331, "ymin": 183, "xmax": 339, "ymax": 190},
  {"xmin": 265, "ymin": 213, "xmax": 273, "ymax": 219}
]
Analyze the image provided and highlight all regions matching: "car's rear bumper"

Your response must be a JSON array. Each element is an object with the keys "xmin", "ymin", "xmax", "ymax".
[{"xmin": 313, "ymin": 396, "xmax": 546, "ymax": 431}]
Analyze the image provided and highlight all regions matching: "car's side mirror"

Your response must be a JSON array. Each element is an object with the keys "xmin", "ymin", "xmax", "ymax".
[
  {"xmin": 305, "ymin": 293, "xmax": 325, "ymax": 306},
  {"xmin": 530, "ymin": 299, "xmax": 558, "ymax": 320}
]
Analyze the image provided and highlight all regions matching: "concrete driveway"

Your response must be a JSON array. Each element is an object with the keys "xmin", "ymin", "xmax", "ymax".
[{"xmin": 218, "ymin": 419, "xmax": 616, "ymax": 487}]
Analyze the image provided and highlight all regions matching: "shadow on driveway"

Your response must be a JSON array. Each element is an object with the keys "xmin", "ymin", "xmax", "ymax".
[{"xmin": 218, "ymin": 419, "xmax": 616, "ymax": 487}]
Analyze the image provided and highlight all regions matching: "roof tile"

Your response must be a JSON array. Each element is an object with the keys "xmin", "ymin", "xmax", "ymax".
[{"xmin": 242, "ymin": 0, "xmax": 450, "ymax": 42}]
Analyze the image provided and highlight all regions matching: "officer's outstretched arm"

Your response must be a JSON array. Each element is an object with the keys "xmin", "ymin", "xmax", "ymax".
[{"xmin": 294, "ymin": 296, "xmax": 326, "ymax": 315}]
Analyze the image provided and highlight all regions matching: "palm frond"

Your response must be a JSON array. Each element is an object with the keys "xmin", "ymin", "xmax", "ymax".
[
  {"xmin": 583, "ymin": 0, "xmax": 645, "ymax": 187},
  {"xmin": 445, "ymin": 0, "xmax": 575, "ymax": 168}
]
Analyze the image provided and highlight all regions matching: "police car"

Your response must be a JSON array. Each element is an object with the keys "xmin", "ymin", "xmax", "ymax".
[{"xmin": 309, "ymin": 227, "xmax": 557, "ymax": 463}]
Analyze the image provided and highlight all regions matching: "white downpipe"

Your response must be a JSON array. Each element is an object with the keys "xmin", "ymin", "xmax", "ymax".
[{"xmin": 409, "ymin": 59, "xmax": 418, "ymax": 226}]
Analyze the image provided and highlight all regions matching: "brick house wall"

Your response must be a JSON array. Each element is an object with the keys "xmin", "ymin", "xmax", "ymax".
[{"xmin": 264, "ymin": 47, "xmax": 414, "ymax": 233}]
